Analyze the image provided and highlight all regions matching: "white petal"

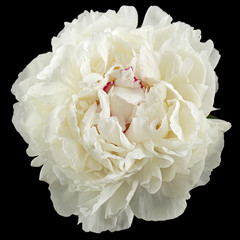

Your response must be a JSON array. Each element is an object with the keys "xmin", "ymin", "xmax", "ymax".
[
  {"xmin": 49, "ymin": 181, "xmax": 78, "ymax": 217},
  {"xmin": 11, "ymin": 52, "xmax": 53, "ymax": 101},
  {"xmin": 80, "ymin": 201, "xmax": 134, "ymax": 233},
  {"xmin": 167, "ymin": 99, "xmax": 184, "ymax": 140},
  {"xmin": 105, "ymin": 181, "xmax": 138, "ymax": 218},
  {"xmin": 142, "ymin": 6, "xmax": 172, "ymax": 27},
  {"xmin": 82, "ymin": 102, "xmax": 97, "ymax": 127},
  {"xmin": 137, "ymin": 41, "xmax": 161, "ymax": 84},
  {"xmin": 43, "ymin": 105, "xmax": 66, "ymax": 142},
  {"xmin": 200, "ymin": 51, "xmax": 218, "ymax": 115},
  {"xmin": 109, "ymin": 91, "xmax": 134, "ymax": 123},
  {"xmin": 209, "ymin": 47, "xmax": 220, "ymax": 69},
  {"xmin": 126, "ymin": 117, "xmax": 153, "ymax": 143},
  {"xmin": 113, "ymin": 86, "xmax": 145, "ymax": 105},
  {"xmin": 125, "ymin": 146, "xmax": 149, "ymax": 170},
  {"xmin": 67, "ymin": 97, "xmax": 81, "ymax": 141},
  {"xmin": 62, "ymin": 138, "xmax": 87, "ymax": 172},
  {"xmin": 98, "ymin": 89, "xmax": 110, "ymax": 119},
  {"xmin": 162, "ymin": 158, "xmax": 205, "ymax": 198},
  {"xmin": 26, "ymin": 80, "xmax": 73, "ymax": 105},
  {"xmin": 91, "ymin": 182, "xmax": 122, "ymax": 214},
  {"xmin": 80, "ymin": 201, "xmax": 116, "ymax": 233},
  {"xmin": 98, "ymin": 117, "xmax": 134, "ymax": 149},
  {"xmin": 117, "ymin": 6, "xmax": 138, "ymax": 29},
  {"xmin": 154, "ymin": 114, "xmax": 169, "ymax": 139},
  {"xmin": 130, "ymin": 186, "xmax": 187, "ymax": 221},
  {"xmin": 143, "ymin": 140, "xmax": 174, "ymax": 168},
  {"xmin": 31, "ymin": 155, "xmax": 46, "ymax": 167},
  {"xmin": 109, "ymin": 205, "xmax": 134, "ymax": 232},
  {"xmin": 139, "ymin": 159, "xmax": 162, "ymax": 194},
  {"xmin": 79, "ymin": 73, "xmax": 104, "ymax": 88},
  {"xmin": 195, "ymin": 119, "xmax": 231, "ymax": 187},
  {"xmin": 39, "ymin": 162, "xmax": 56, "ymax": 184},
  {"xmin": 76, "ymin": 40, "xmax": 91, "ymax": 78}
]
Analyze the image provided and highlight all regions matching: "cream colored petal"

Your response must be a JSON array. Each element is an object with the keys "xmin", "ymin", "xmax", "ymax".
[
  {"xmin": 126, "ymin": 117, "xmax": 153, "ymax": 143},
  {"xmin": 137, "ymin": 41, "xmax": 161, "ymax": 84},
  {"xmin": 43, "ymin": 105, "xmax": 66, "ymax": 143},
  {"xmin": 11, "ymin": 52, "xmax": 53, "ymax": 101},
  {"xmin": 49, "ymin": 181, "xmax": 78, "ymax": 217},
  {"xmin": 109, "ymin": 91, "xmax": 134, "ymax": 123},
  {"xmin": 91, "ymin": 182, "xmax": 122, "ymax": 215},
  {"xmin": 143, "ymin": 140, "xmax": 174, "ymax": 168},
  {"xmin": 130, "ymin": 186, "xmax": 187, "ymax": 221},
  {"xmin": 142, "ymin": 6, "xmax": 172, "ymax": 27},
  {"xmin": 162, "ymin": 158, "xmax": 205, "ymax": 198},
  {"xmin": 200, "ymin": 51, "xmax": 218, "ymax": 116},
  {"xmin": 62, "ymin": 138, "xmax": 87, "ymax": 172},
  {"xmin": 109, "ymin": 205, "xmax": 134, "ymax": 232},
  {"xmin": 195, "ymin": 119, "xmax": 231, "ymax": 187},
  {"xmin": 124, "ymin": 146, "xmax": 149, "ymax": 170},
  {"xmin": 113, "ymin": 86, "xmax": 145, "ymax": 105},
  {"xmin": 81, "ymin": 201, "xmax": 133, "ymax": 233},
  {"xmin": 139, "ymin": 159, "xmax": 162, "ymax": 194},
  {"xmin": 39, "ymin": 162, "xmax": 56, "ymax": 184},
  {"xmin": 117, "ymin": 6, "xmax": 138, "ymax": 29},
  {"xmin": 105, "ymin": 181, "xmax": 138, "ymax": 218},
  {"xmin": 167, "ymin": 99, "xmax": 184, "ymax": 140},
  {"xmin": 98, "ymin": 89, "xmax": 110, "ymax": 119},
  {"xmin": 98, "ymin": 117, "xmax": 134, "ymax": 149}
]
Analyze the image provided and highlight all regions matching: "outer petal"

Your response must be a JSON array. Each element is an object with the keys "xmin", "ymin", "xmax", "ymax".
[
  {"xmin": 109, "ymin": 205, "xmax": 134, "ymax": 232},
  {"xmin": 11, "ymin": 52, "xmax": 53, "ymax": 101},
  {"xmin": 130, "ymin": 186, "xmax": 186, "ymax": 221},
  {"xmin": 142, "ymin": 6, "xmax": 172, "ymax": 27},
  {"xmin": 200, "ymin": 51, "xmax": 218, "ymax": 116},
  {"xmin": 117, "ymin": 6, "xmax": 138, "ymax": 29},
  {"xmin": 49, "ymin": 181, "xmax": 78, "ymax": 217},
  {"xmin": 162, "ymin": 158, "xmax": 205, "ymax": 198},
  {"xmin": 195, "ymin": 119, "xmax": 231, "ymax": 187},
  {"xmin": 105, "ymin": 181, "xmax": 138, "ymax": 218},
  {"xmin": 80, "ymin": 202, "xmax": 134, "ymax": 233}
]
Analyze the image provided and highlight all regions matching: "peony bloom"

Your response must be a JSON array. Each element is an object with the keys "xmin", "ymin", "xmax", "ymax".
[{"xmin": 12, "ymin": 6, "xmax": 231, "ymax": 232}]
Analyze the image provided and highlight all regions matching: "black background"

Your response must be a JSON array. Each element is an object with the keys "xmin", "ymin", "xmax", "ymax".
[{"xmin": 4, "ymin": 0, "xmax": 237, "ymax": 238}]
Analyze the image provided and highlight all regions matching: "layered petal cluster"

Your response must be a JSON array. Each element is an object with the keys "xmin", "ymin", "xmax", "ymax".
[{"xmin": 12, "ymin": 6, "xmax": 231, "ymax": 232}]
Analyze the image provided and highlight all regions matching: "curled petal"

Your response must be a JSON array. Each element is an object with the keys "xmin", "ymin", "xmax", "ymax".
[
  {"xmin": 80, "ymin": 201, "xmax": 134, "ymax": 233},
  {"xmin": 105, "ymin": 181, "xmax": 138, "ymax": 218},
  {"xmin": 98, "ymin": 89, "xmax": 110, "ymax": 119},
  {"xmin": 98, "ymin": 117, "xmax": 134, "ymax": 149},
  {"xmin": 11, "ymin": 52, "xmax": 53, "ymax": 101},
  {"xmin": 195, "ymin": 119, "xmax": 231, "ymax": 187},
  {"xmin": 142, "ymin": 6, "xmax": 172, "ymax": 27},
  {"xmin": 168, "ymin": 99, "xmax": 183, "ymax": 140}
]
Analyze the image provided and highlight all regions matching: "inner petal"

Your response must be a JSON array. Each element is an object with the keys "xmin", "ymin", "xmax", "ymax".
[
  {"xmin": 112, "ymin": 86, "xmax": 145, "ymax": 105},
  {"xmin": 101, "ymin": 66, "xmax": 146, "ymax": 133},
  {"xmin": 97, "ymin": 117, "xmax": 134, "ymax": 149},
  {"xmin": 109, "ymin": 91, "xmax": 134, "ymax": 129}
]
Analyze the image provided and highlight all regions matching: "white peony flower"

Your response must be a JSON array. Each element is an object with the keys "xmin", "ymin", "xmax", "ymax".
[{"xmin": 11, "ymin": 6, "xmax": 231, "ymax": 232}]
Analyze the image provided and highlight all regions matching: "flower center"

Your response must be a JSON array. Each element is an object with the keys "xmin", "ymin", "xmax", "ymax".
[{"xmin": 102, "ymin": 66, "xmax": 146, "ymax": 132}]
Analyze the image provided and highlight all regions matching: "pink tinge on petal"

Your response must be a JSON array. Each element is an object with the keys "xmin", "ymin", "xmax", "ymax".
[
  {"xmin": 103, "ymin": 81, "xmax": 114, "ymax": 93},
  {"xmin": 134, "ymin": 76, "xmax": 144, "ymax": 88},
  {"xmin": 122, "ymin": 66, "xmax": 134, "ymax": 72},
  {"xmin": 121, "ymin": 66, "xmax": 144, "ymax": 88}
]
